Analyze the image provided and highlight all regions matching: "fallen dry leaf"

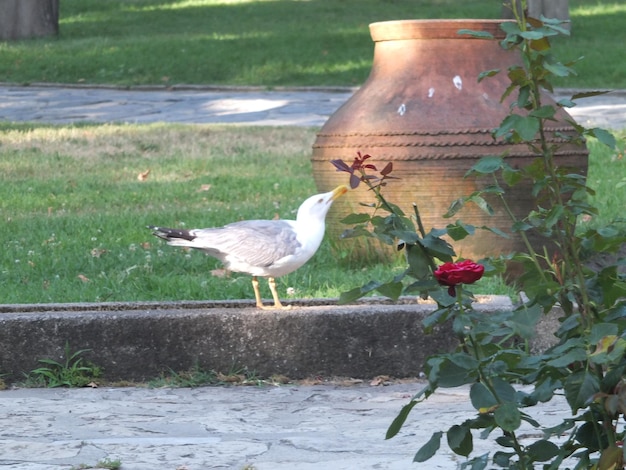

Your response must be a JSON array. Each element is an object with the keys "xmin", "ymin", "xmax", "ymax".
[
  {"xmin": 270, "ymin": 374, "xmax": 291, "ymax": 384},
  {"xmin": 137, "ymin": 169, "xmax": 151, "ymax": 181},
  {"xmin": 210, "ymin": 268, "xmax": 230, "ymax": 278},
  {"xmin": 370, "ymin": 375, "xmax": 391, "ymax": 386},
  {"xmin": 86, "ymin": 382, "xmax": 99, "ymax": 388},
  {"xmin": 90, "ymin": 248, "xmax": 107, "ymax": 258},
  {"xmin": 77, "ymin": 274, "xmax": 90, "ymax": 283},
  {"xmin": 197, "ymin": 184, "xmax": 212, "ymax": 192},
  {"xmin": 217, "ymin": 373, "xmax": 245, "ymax": 383},
  {"xmin": 337, "ymin": 378, "xmax": 364, "ymax": 387}
]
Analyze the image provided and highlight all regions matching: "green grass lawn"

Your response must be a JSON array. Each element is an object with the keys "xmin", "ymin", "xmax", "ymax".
[
  {"xmin": 0, "ymin": 1, "xmax": 624, "ymax": 305},
  {"xmin": 0, "ymin": 124, "xmax": 623, "ymax": 305},
  {"xmin": 0, "ymin": 0, "xmax": 623, "ymax": 89},
  {"xmin": 0, "ymin": 124, "xmax": 402, "ymax": 304}
]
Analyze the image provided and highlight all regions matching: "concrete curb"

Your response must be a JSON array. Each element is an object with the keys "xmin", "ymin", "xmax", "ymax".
[{"xmin": 0, "ymin": 296, "xmax": 517, "ymax": 383}]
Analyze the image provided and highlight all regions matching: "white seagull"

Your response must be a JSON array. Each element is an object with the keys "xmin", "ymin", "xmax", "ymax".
[{"xmin": 149, "ymin": 185, "xmax": 348, "ymax": 309}]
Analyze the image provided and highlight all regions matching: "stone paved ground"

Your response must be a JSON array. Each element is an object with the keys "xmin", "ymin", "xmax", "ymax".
[
  {"xmin": 1, "ymin": 382, "xmax": 572, "ymax": 470},
  {"xmin": 0, "ymin": 85, "xmax": 625, "ymax": 129}
]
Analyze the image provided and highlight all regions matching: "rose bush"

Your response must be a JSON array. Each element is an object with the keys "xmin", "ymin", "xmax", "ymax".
[{"xmin": 332, "ymin": 2, "xmax": 626, "ymax": 468}]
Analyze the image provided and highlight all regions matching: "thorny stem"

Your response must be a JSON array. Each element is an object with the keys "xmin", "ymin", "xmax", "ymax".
[
  {"xmin": 518, "ymin": 12, "xmax": 595, "ymax": 324},
  {"xmin": 457, "ymin": 286, "xmax": 528, "ymax": 467},
  {"xmin": 413, "ymin": 203, "xmax": 427, "ymax": 238},
  {"xmin": 492, "ymin": 173, "xmax": 551, "ymax": 285},
  {"xmin": 359, "ymin": 170, "xmax": 395, "ymax": 215}
]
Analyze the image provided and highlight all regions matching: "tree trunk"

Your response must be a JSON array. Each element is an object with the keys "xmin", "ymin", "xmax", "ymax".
[
  {"xmin": 0, "ymin": 0, "xmax": 59, "ymax": 41},
  {"xmin": 502, "ymin": 0, "xmax": 570, "ymax": 31}
]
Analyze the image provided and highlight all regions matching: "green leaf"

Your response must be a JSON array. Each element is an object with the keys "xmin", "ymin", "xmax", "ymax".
[
  {"xmin": 515, "ymin": 116, "xmax": 540, "ymax": 140},
  {"xmin": 386, "ymin": 400, "xmax": 418, "ymax": 439},
  {"xmin": 470, "ymin": 382, "xmax": 497, "ymax": 410},
  {"xmin": 469, "ymin": 156, "xmax": 504, "ymax": 174},
  {"xmin": 532, "ymin": 377, "xmax": 561, "ymax": 403},
  {"xmin": 544, "ymin": 61, "xmax": 573, "ymax": 77},
  {"xmin": 494, "ymin": 402, "xmax": 521, "ymax": 432},
  {"xmin": 338, "ymin": 287, "xmax": 365, "ymax": 304},
  {"xmin": 469, "ymin": 195, "xmax": 494, "ymax": 216},
  {"xmin": 544, "ymin": 204, "xmax": 564, "ymax": 228},
  {"xmin": 460, "ymin": 454, "xmax": 489, "ymax": 470},
  {"xmin": 505, "ymin": 304, "xmax": 542, "ymax": 339},
  {"xmin": 340, "ymin": 213, "xmax": 371, "ymax": 224},
  {"xmin": 448, "ymin": 353, "xmax": 480, "ymax": 371},
  {"xmin": 587, "ymin": 127, "xmax": 616, "ymax": 149},
  {"xmin": 546, "ymin": 348, "xmax": 587, "ymax": 368},
  {"xmin": 447, "ymin": 424, "xmax": 473, "ymax": 457},
  {"xmin": 575, "ymin": 422, "xmax": 603, "ymax": 452},
  {"xmin": 376, "ymin": 280, "xmax": 403, "ymax": 301},
  {"xmin": 564, "ymin": 371, "xmax": 600, "ymax": 412},
  {"xmin": 493, "ymin": 451, "xmax": 514, "ymax": 467},
  {"xmin": 526, "ymin": 439, "xmax": 559, "ymax": 462},
  {"xmin": 572, "ymin": 90, "xmax": 609, "ymax": 100},
  {"xmin": 495, "ymin": 114, "xmax": 521, "ymax": 139},
  {"xmin": 530, "ymin": 105, "xmax": 556, "ymax": 119},
  {"xmin": 496, "ymin": 114, "xmax": 540, "ymax": 141},
  {"xmin": 406, "ymin": 244, "xmax": 434, "ymax": 280},
  {"xmin": 516, "ymin": 85, "xmax": 530, "ymax": 108},
  {"xmin": 338, "ymin": 281, "xmax": 382, "ymax": 304},
  {"xmin": 481, "ymin": 225, "xmax": 510, "ymax": 239},
  {"xmin": 422, "ymin": 307, "xmax": 453, "ymax": 332},
  {"xmin": 446, "ymin": 221, "xmax": 475, "ymax": 241},
  {"xmin": 457, "ymin": 29, "xmax": 493, "ymax": 39},
  {"xmin": 444, "ymin": 197, "xmax": 466, "ymax": 218},
  {"xmin": 421, "ymin": 233, "xmax": 455, "ymax": 260},
  {"xmin": 500, "ymin": 21, "xmax": 521, "ymax": 35},
  {"xmin": 502, "ymin": 167, "xmax": 522, "ymax": 186},
  {"xmin": 477, "ymin": 69, "xmax": 500, "ymax": 82},
  {"xmin": 589, "ymin": 323, "xmax": 619, "ymax": 344},
  {"xmin": 414, "ymin": 431, "xmax": 443, "ymax": 462},
  {"xmin": 437, "ymin": 359, "xmax": 475, "ymax": 388},
  {"xmin": 519, "ymin": 30, "xmax": 545, "ymax": 40},
  {"xmin": 340, "ymin": 226, "xmax": 372, "ymax": 240},
  {"xmin": 491, "ymin": 377, "xmax": 517, "ymax": 403}
]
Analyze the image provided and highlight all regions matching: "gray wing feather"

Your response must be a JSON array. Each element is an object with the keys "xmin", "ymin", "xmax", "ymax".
[{"xmin": 192, "ymin": 220, "xmax": 300, "ymax": 267}]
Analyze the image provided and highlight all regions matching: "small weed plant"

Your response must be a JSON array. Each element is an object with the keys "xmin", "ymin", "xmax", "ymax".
[
  {"xmin": 71, "ymin": 459, "xmax": 122, "ymax": 470},
  {"xmin": 30, "ymin": 342, "xmax": 102, "ymax": 388},
  {"xmin": 334, "ymin": 2, "xmax": 625, "ymax": 468},
  {"xmin": 149, "ymin": 364, "xmax": 279, "ymax": 388}
]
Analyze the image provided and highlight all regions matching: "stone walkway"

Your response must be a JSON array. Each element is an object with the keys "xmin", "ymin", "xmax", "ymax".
[
  {"xmin": 1, "ymin": 382, "xmax": 572, "ymax": 470},
  {"xmin": 1, "ymin": 84, "xmax": 625, "ymax": 129}
]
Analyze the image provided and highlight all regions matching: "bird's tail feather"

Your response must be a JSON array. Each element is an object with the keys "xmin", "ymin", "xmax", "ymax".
[{"xmin": 147, "ymin": 225, "xmax": 196, "ymax": 242}]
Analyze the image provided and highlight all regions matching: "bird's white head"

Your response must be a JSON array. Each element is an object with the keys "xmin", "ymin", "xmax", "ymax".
[{"xmin": 296, "ymin": 185, "xmax": 348, "ymax": 223}]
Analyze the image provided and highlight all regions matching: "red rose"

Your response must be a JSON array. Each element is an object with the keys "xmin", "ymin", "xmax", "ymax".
[{"xmin": 434, "ymin": 260, "xmax": 485, "ymax": 296}]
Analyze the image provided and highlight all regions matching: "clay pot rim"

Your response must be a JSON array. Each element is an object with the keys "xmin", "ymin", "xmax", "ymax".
[{"xmin": 369, "ymin": 19, "xmax": 513, "ymax": 42}]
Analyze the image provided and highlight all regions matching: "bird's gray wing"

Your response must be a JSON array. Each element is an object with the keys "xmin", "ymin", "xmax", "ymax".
[{"xmin": 193, "ymin": 220, "xmax": 301, "ymax": 267}]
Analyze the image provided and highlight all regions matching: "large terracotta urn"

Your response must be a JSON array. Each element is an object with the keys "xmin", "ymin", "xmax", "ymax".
[{"xmin": 311, "ymin": 19, "xmax": 588, "ymax": 262}]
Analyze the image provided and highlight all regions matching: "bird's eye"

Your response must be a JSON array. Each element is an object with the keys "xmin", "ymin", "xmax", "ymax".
[{"xmin": 317, "ymin": 198, "xmax": 324, "ymax": 203}]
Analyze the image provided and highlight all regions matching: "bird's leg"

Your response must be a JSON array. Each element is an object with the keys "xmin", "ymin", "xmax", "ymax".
[
  {"xmin": 251, "ymin": 276, "xmax": 266, "ymax": 309},
  {"xmin": 268, "ymin": 277, "xmax": 289, "ymax": 309}
]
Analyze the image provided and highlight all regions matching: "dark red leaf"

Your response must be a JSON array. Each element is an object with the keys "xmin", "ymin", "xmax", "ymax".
[
  {"xmin": 349, "ymin": 173, "xmax": 361, "ymax": 189},
  {"xmin": 380, "ymin": 162, "xmax": 393, "ymax": 176},
  {"xmin": 330, "ymin": 159, "xmax": 353, "ymax": 173}
]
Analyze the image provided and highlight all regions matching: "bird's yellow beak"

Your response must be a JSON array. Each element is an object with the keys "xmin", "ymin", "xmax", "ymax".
[{"xmin": 330, "ymin": 184, "xmax": 349, "ymax": 201}]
